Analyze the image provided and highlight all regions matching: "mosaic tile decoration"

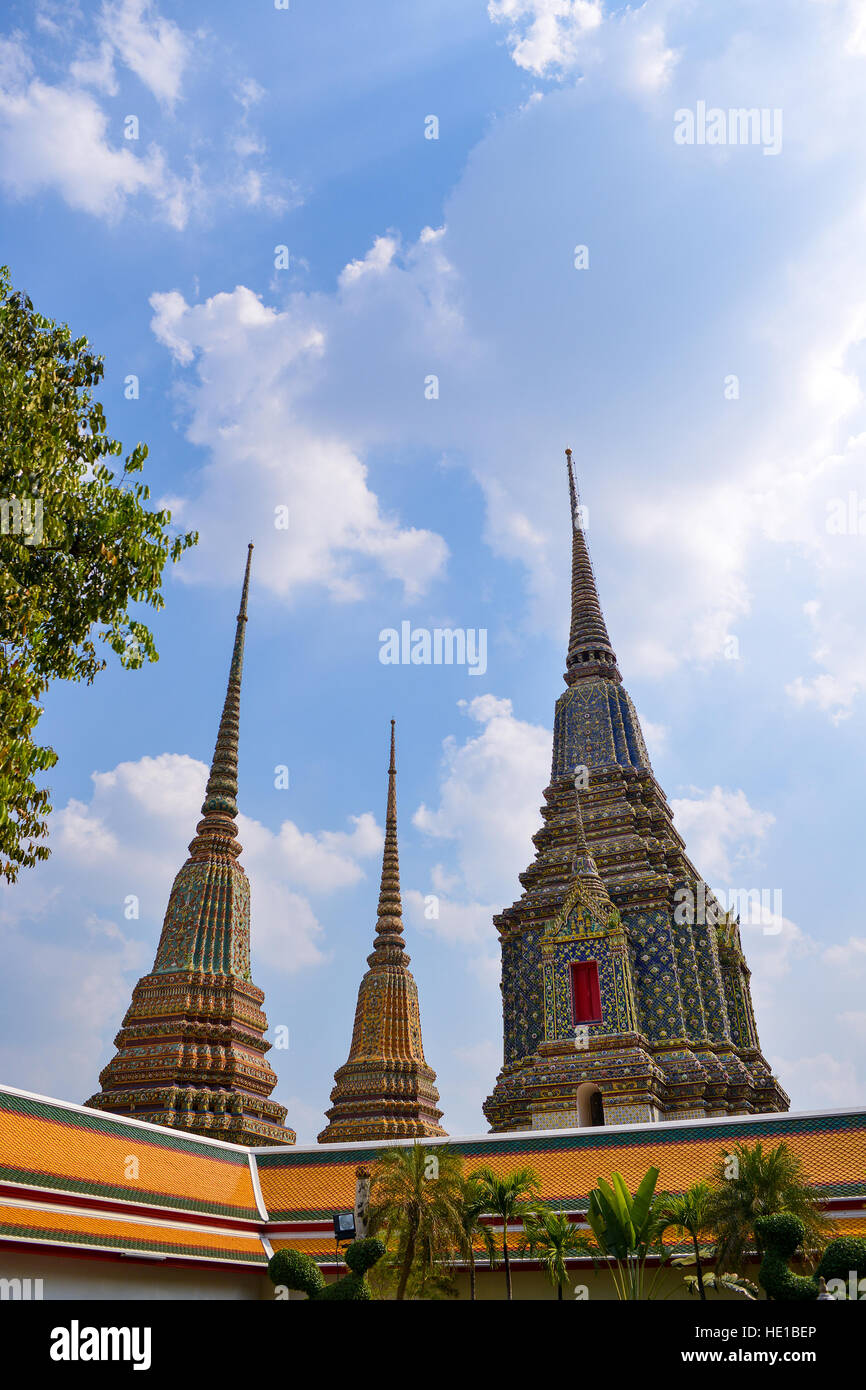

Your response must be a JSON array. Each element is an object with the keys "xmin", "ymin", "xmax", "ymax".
[
  {"xmin": 483, "ymin": 456, "xmax": 789, "ymax": 1131},
  {"xmin": 84, "ymin": 547, "xmax": 295, "ymax": 1148},
  {"xmin": 318, "ymin": 723, "xmax": 446, "ymax": 1144}
]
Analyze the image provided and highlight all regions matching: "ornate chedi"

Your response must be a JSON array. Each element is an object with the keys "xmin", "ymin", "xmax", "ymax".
[
  {"xmin": 318, "ymin": 722, "xmax": 447, "ymax": 1144},
  {"xmin": 483, "ymin": 451, "xmax": 789, "ymax": 1132},
  {"xmin": 86, "ymin": 545, "xmax": 295, "ymax": 1146}
]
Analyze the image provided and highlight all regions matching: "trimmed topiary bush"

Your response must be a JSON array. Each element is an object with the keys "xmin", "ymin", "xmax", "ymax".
[
  {"xmin": 268, "ymin": 1237, "xmax": 385, "ymax": 1301},
  {"xmin": 756, "ymin": 1213, "xmax": 866, "ymax": 1300}
]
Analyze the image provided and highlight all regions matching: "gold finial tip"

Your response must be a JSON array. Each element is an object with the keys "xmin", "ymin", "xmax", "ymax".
[
  {"xmin": 565, "ymin": 447, "xmax": 572, "ymax": 456},
  {"xmin": 391, "ymin": 718, "xmax": 395, "ymax": 727},
  {"xmin": 247, "ymin": 540, "xmax": 254, "ymax": 551}
]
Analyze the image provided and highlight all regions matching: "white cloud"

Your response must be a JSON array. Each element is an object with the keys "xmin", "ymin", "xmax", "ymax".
[
  {"xmin": 251, "ymin": 812, "xmax": 381, "ymax": 895},
  {"xmin": 824, "ymin": 936, "xmax": 866, "ymax": 972},
  {"xmin": 339, "ymin": 234, "xmax": 399, "ymax": 287},
  {"xmin": 669, "ymin": 786, "xmax": 775, "ymax": 881},
  {"xmin": 401, "ymin": 696, "xmax": 551, "ymax": 997},
  {"xmin": 844, "ymin": 0, "xmax": 866, "ymax": 55},
  {"xmin": 149, "ymin": 266, "xmax": 451, "ymax": 603},
  {"xmin": 488, "ymin": 0, "xmax": 603, "ymax": 76},
  {"xmin": 98, "ymin": 0, "xmax": 190, "ymax": 109},
  {"xmin": 0, "ymin": 76, "xmax": 187, "ymax": 225},
  {"xmin": 487, "ymin": 0, "xmax": 677, "ymax": 92},
  {"xmin": 405, "ymin": 888, "xmax": 499, "ymax": 946},
  {"xmin": 9, "ymin": 0, "xmax": 866, "ymax": 724},
  {"xmin": 0, "ymin": 8, "xmax": 287, "ymax": 225},
  {"xmin": 69, "ymin": 40, "xmax": 118, "ymax": 95},
  {"xmin": 769, "ymin": 1051, "xmax": 864, "ymax": 1109},
  {"xmin": 739, "ymin": 910, "xmax": 815, "ymax": 985},
  {"xmin": 413, "ymin": 695, "xmax": 550, "ymax": 904},
  {"xmin": 1, "ymin": 752, "xmax": 384, "ymax": 979},
  {"xmin": 839, "ymin": 1010, "xmax": 866, "ymax": 1041}
]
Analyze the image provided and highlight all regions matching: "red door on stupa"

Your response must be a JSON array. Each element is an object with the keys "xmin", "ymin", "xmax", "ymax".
[{"xmin": 571, "ymin": 960, "xmax": 602, "ymax": 1024}]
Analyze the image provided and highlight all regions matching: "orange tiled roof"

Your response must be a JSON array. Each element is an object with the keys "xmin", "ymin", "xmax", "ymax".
[
  {"xmin": 0, "ymin": 1087, "xmax": 260, "ymax": 1221},
  {"xmin": 0, "ymin": 1199, "xmax": 267, "ymax": 1263},
  {"xmin": 256, "ymin": 1109, "xmax": 866, "ymax": 1220}
]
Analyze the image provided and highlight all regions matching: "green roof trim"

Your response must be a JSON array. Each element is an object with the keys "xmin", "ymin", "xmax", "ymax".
[
  {"xmin": 0, "ymin": 1090, "xmax": 250, "ymax": 1164},
  {"xmin": 0, "ymin": 1222, "xmax": 265, "ymax": 1264},
  {"xmin": 256, "ymin": 1109, "xmax": 866, "ymax": 1170},
  {"xmin": 0, "ymin": 1163, "xmax": 259, "ymax": 1221}
]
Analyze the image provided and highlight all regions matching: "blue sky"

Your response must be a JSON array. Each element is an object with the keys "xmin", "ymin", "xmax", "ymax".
[{"xmin": 2, "ymin": 0, "xmax": 866, "ymax": 1141}]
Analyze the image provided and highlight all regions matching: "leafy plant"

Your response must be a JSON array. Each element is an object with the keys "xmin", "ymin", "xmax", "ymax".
[
  {"xmin": 585, "ymin": 1167, "xmax": 665, "ymax": 1300},
  {"xmin": 0, "ymin": 265, "xmax": 197, "ymax": 881},
  {"xmin": 683, "ymin": 1270, "xmax": 759, "ymax": 1299},
  {"xmin": 652, "ymin": 1182, "xmax": 715, "ymax": 1300},
  {"xmin": 268, "ymin": 1238, "xmax": 385, "ymax": 1301},
  {"xmin": 706, "ymin": 1141, "xmax": 831, "ymax": 1276},
  {"xmin": 457, "ymin": 1176, "xmax": 498, "ymax": 1301},
  {"xmin": 366, "ymin": 1144, "xmax": 465, "ymax": 1300},
  {"xmin": 468, "ymin": 1165, "xmax": 542, "ymax": 1301},
  {"xmin": 520, "ymin": 1207, "xmax": 595, "ymax": 1300},
  {"xmin": 755, "ymin": 1212, "xmax": 866, "ymax": 1301}
]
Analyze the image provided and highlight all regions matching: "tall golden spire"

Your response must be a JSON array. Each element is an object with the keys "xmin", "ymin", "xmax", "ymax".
[
  {"xmin": 564, "ymin": 448, "xmax": 622, "ymax": 685},
  {"xmin": 86, "ymin": 545, "xmax": 295, "ymax": 1146},
  {"xmin": 318, "ymin": 720, "xmax": 446, "ymax": 1143},
  {"xmin": 203, "ymin": 543, "xmax": 251, "ymax": 809},
  {"xmin": 370, "ymin": 719, "xmax": 408, "ymax": 963}
]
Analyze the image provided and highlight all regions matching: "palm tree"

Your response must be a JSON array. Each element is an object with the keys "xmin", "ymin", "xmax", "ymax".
[
  {"xmin": 520, "ymin": 1208, "xmax": 595, "ymax": 1300},
  {"xmin": 653, "ymin": 1182, "xmax": 714, "ymax": 1300},
  {"xmin": 366, "ymin": 1144, "xmax": 465, "ymax": 1300},
  {"xmin": 456, "ymin": 1176, "xmax": 497, "ymax": 1301},
  {"xmin": 706, "ymin": 1140, "xmax": 831, "ymax": 1279},
  {"xmin": 585, "ymin": 1168, "xmax": 664, "ymax": 1300},
  {"xmin": 468, "ymin": 1165, "xmax": 541, "ymax": 1300}
]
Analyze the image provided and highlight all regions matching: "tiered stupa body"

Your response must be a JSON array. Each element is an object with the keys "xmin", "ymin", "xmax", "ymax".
[
  {"xmin": 483, "ymin": 452, "xmax": 789, "ymax": 1132},
  {"xmin": 318, "ymin": 722, "xmax": 446, "ymax": 1144},
  {"xmin": 86, "ymin": 546, "xmax": 295, "ymax": 1146}
]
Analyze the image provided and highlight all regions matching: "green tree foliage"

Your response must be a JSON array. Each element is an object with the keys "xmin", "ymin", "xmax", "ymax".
[
  {"xmin": 652, "ymin": 1181, "xmax": 715, "ymax": 1300},
  {"xmin": 468, "ymin": 1165, "xmax": 542, "ymax": 1301},
  {"xmin": 457, "ymin": 1175, "xmax": 498, "ymax": 1301},
  {"xmin": 519, "ymin": 1207, "xmax": 595, "ymax": 1300},
  {"xmin": 366, "ymin": 1144, "xmax": 465, "ymax": 1300},
  {"xmin": 706, "ymin": 1141, "xmax": 831, "ymax": 1275},
  {"xmin": 0, "ymin": 266, "xmax": 197, "ymax": 881},
  {"xmin": 585, "ymin": 1167, "xmax": 665, "ymax": 1300}
]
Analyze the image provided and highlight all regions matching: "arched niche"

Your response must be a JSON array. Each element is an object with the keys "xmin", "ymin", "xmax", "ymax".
[{"xmin": 577, "ymin": 1082, "xmax": 604, "ymax": 1128}]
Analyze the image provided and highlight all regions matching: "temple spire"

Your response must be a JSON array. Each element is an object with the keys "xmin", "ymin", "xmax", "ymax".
[
  {"xmin": 371, "ymin": 719, "xmax": 406, "ymax": 957},
  {"xmin": 85, "ymin": 541, "xmax": 295, "ymax": 1146},
  {"xmin": 318, "ymin": 719, "xmax": 446, "ymax": 1143},
  {"xmin": 189, "ymin": 543, "xmax": 253, "ymax": 862},
  {"xmin": 564, "ymin": 448, "xmax": 622, "ymax": 686}
]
